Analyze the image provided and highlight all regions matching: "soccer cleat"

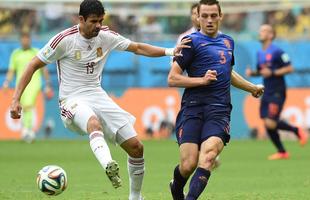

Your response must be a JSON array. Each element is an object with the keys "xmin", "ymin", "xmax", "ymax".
[
  {"xmin": 169, "ymin": 179, "xmax": 185, "ymax": 200},
  {"xmin": 297, "ymin": 128, "xmax": 308, "ymax": 146},
  {"xmin": 268, "ymin": 152, "xmax": 290, "ymax": 160},
  {"xmin": 106, "ymin": 160, "xmax": 122, "ymax": 188}
]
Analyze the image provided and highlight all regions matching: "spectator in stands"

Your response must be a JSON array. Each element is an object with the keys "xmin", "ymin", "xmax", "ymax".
[
  {"xmin": 2, "ymin": 32, "xmax": 53, "ymax": 143},
  {"xmin": 295, "ymin": 8, "xmax": 310, "ymax": 38},
  {"xmin": 0, "ymin": 9, "xmax": 13, "ymax": 36},
  {"xmin": 138, "ymin": 16, "xmax": 163, "ymax": 41}
]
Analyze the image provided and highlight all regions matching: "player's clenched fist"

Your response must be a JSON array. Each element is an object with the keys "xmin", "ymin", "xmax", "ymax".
[
  {"xmin": 252, "ymin": 84, "xmax": 264, "ymax": 98},
  {"xmin": 202, "ymin": 70, "xmax": 217, "ymax": 85},
  {"xmin": 10, "ymin": 101, "xmax": 22, "ymax": 119}
]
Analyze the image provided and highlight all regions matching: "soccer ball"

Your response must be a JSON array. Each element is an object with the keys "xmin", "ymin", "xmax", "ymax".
[{"xmin": 36, "ymin": 165, "xmax": 68, "ymax": 196}]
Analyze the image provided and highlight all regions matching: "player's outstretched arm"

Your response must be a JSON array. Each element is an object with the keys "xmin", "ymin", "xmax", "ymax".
[
  {"xmin": 272, "ymin": 64, "xmax": 294, "ymax": 76},
  {"xmin": 10, "ymin": 56, "xmax": 46, "ymax": 119},
  {"xmin": 231, "ymin": 70, "xmax": 264, "ymax": 98},
  {"xmin": 126, "ymin": 38, "xmax": 191, "ymax": 57}
]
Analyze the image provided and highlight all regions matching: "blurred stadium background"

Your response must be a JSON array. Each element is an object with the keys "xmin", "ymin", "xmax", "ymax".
[
  {"xmin": 1, "ymin": 1, "xmax": 310, "ymax": 199},
  {"xmin": 0, "ymin": 0, "xmax": 309, "ymax": 140}
]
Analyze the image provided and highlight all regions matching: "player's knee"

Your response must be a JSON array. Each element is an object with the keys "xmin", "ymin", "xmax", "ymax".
[
  {"xmin": 128, "ymin": 140, "xmax": 144, "ymax": 158},
  {"xmin": 180, "ymin": 159, "xmax": 197, "ymax": 176},
  {"xmin": 198, "ymin": 150, "xmax": 218, "ymax": 170},
  {"xmin": 87, "ymin": 116, "xmax": 103, "ymax": 133},
  {"xmin": 264, "ymin": 118, "xmax": 277, "ymax": 130}
]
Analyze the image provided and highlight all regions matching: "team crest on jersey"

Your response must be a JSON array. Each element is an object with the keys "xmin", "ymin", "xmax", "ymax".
[
  {"xmin": 223, "ymin": 39, "xmax": 231, "ymax": 49},
  {"xmin": 97, "ymin": 47, "xmax": 103, "ymax": 57},
  {"xmin": 266, "ymin": 54, "xmax": 272, "ymax": 61},
  {"xmin": 75, "ymin": 50, "xmax": 81, "ymax": 60},
  {"xmin": 43, "ymin": 46, "xmax": 53, "ymax": 58}
]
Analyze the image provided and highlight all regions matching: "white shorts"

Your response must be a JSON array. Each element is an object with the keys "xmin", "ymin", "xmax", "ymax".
[{"xmin": 59, "ymin": 89, "xmax": 137, "ymax": 144}]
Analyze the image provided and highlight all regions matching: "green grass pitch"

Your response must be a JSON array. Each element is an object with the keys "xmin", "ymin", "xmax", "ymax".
[{"xmin": 0, "ymin": 139, "xmax": 309, "ymax": 200}]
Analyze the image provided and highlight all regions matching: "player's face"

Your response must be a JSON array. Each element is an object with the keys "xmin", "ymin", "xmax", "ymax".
[
  {"xmin": 80, "ymin": 14, "xmax": 104, "ymax": 39},
  {"xmin": 20, "ymin": 35, "xmax": 31, "ymax": 49},
  {"xmin": 198, "ymin": 4, "xmax": 222, "ymax": 37},
  {"xmin": 191, "ymin": 7, "xmax": 200, "ymax": 29},
  {"xmin": 259, "ymin": 25, "xmax": 273, "ymax": 43}
]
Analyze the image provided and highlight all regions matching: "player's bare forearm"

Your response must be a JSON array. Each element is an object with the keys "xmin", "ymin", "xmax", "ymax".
[
  {"xmin": 168, "ymin": 63, "xmax": 210, "ymax": 88},
  {"xmin": 127, "ymin": 42, "xmax": 165, "ymax": 57},
  {"xmin": 231, "ymin": 70, "xmax": 256, "ymax": 93},
  {"xmin": 168, "ymin": 73, "xmax": 205, "ymax": 88},
  {"xmin": 12, "ymin": 57, "xmax": 45, "ymax": 102},
  {"xmin": 5, "ymin": 70, "xmax": 14, "ymax": 82},
  {"xmin": 273, "ymin": 65, "xmax": 294, "ymax": 76},
  {"xmin": 2, "ymin": 70, "xmax": 14, "ymax": 88}
]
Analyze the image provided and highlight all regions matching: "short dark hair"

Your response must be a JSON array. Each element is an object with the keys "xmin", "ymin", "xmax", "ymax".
[
  {"xmin": 198, "ymin": 0, "xmax": 222, "ymax": 15},
  {"xmin": 191, "ymin": 3, "xmax": 199, "ymax": 14},
  {"xmin": 20, "ymin": 32, "xmax": 30, "ymax": 39},
  {"xmin": 79, "ymin": 0, "xmax": 105, "ymax": 20}
]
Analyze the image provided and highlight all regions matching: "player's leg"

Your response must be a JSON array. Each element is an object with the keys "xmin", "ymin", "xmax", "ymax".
[
  {"xmin": 82, "ymin": 113, "xmax": 122, "ymax": 188},
  {"xmin": 185, "ymin": 105, "xmax": 231, "ymax": 199},
  {"xmin": 117, "ymin": 124, "xmax": 144, "ymax": 200},
  {"xmin": 20, "ymin": 87, "xmax": 39, "ymax": 143},
  {"xmin": 170, "ymin": 107, "xmax": 201, "ymax": 200},
  {"xmin": 21, "ymin": 106, "xmax": 34, "ymax": 143},
  {"xmin": 275, "ymin": 99, "xmax": 308, "ymax": 146},
  {"xmin": 260, "ymin": 100, "xmax": 289, "ymax": 159},
  {"xmin": 264, "ymin": 118, "xmax": 289, "ymax": 160},
  {"xmin": 60, "ymin": 101, "xmax": 118, "ymax": 187},
  {"xmin": 86, "ymin": 116, "xmax": 114, "ymax": 169},
  {"xmin": 276, "ymin": 120, "xmax": 308, "ymax": 146},
  {"xmin": 170, "ymin": 143, "xmax": 198, "ymax": 200},
  {"xmin": 186, "ymin": 136, "xmax": 224, "ymax": 200}
]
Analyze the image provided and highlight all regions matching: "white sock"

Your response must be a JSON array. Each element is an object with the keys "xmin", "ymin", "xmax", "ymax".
[
  {"xmin": 128, "ymin": 156, "xmax": 145, "ymax": 200},
  {"xmin": 89, "ymin": 131, "xmax": 112, "ymax": 169}
]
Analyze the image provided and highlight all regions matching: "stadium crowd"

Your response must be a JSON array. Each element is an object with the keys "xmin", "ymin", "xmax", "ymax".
[{"xmin": 0, "ymin": 4, "xmax": 309, "ymax": 41}]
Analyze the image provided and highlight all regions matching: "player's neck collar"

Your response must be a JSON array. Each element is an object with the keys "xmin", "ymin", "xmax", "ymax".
[{"xmin": 199, "ymin": 30, "xmax": 219, "ymax": 39}]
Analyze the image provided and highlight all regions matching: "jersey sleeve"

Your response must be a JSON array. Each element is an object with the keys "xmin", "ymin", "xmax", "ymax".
[
  {"xmin": 174, "ymin": 37, "xmax": 194, "ymax": 71},
  {"xmin": 37, "ymin": 33, "xmax": 67, "ymax": 64},
  {"xmin": 102, "ymin": 30, "xmax": 131, "ymax": 51},
  {"xmin": 230, "ymin": 39, "xmax": 235, "ymax": 67},
  {"xmin": 276, "ymin": 49, "xmax": 291, "ymax": 67}
]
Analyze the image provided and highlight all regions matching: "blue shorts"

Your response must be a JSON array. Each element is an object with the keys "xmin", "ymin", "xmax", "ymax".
[
  {"xmin": 175, "ymin": 104, "xmax": 231, "ymax": 147},
  {"xmin": 260, "ymin": 99, "xmax": 285, "ymax": 121}
]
